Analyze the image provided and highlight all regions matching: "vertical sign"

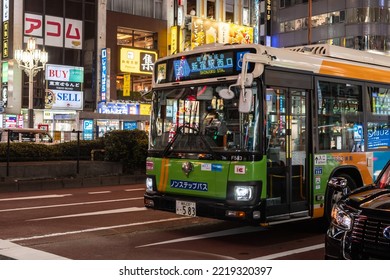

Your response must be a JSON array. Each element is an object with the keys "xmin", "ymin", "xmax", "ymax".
[
  {"xmin": 123, "ymin": 74, "xmax": 131, "ymax": 97},
  {"xmin": 1, "ymin": 61, "xmax": 8, "ymax": 110},
  {"xmin": 170, "ymin": 26, "xmax": 179, "ymax": 55},
  {"xmin": 2, "ymin": 0, "xmax": 9, "ymax": 59},
  {"xmin": 83, "ymin": 119, "xmax": 94, "ymax": 140},
  {"xmin": 100, "ymin": 48, "xmax": 110, "ymax": 102},
  {"xmin": 266, "ymin": 0, "xmax": 272, "ymax": 36}
]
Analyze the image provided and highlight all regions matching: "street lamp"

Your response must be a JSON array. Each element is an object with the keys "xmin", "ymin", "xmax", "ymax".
[{"xmin": 14, "ymin": 37, "xmax": 48, "ymax": 128}]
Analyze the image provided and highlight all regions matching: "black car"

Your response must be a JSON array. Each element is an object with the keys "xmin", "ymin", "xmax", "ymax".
[{"xmin": 325, "ymin": 160, "xmax": 390, "ymax": 259}]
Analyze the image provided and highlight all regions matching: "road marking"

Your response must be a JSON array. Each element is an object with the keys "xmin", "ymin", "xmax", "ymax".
[
  {"xmin": 137, "ymin": 226, "xmax": 268, "ymax": 248},
  {"xmin": 0, "ymin": 197, "xmax": 143, "ymax": 213},
  {"xmin": 251, "ymin": 243, "xmax": 325, "ymax": 260},
  {"xmin": 88, "ymin": 191, "xmax": 111, "ymax": 194},
  {"xmin": 125, "ymin": 188, "xmax": 145, "ymax": 192},
  {"xmin": 28, "ymin": 207, "xmax": 147, "ymax": 221},
  {"xmin": 7, "ymin": 217, "xmax": 190, "ymax": 242},
  {"xmin": 0, "ymin": 194, "xmax": 72, "ymax": 201},
  {"xmin": 0, "ymin": 239, "xmax": 69, "ymax": 260}
]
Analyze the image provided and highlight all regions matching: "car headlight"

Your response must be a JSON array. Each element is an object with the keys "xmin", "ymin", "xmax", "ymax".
[
  {"xmin": 146, "ymin": 177, "xmax": 154, "ymax": 192},
  {"xmin": 234, "ymin": 186, "xmax": 254, "ymax": 201},
  {"xmin": 331, "ymin": 204, "xmax": 352, "ymax": 230}
]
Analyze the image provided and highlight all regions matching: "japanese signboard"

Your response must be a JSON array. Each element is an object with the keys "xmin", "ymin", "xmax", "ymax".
[
  {"xmin": 24, "ymin": 13, "xmax": 82, "ymax": 49},
  {"xmin": 45, "ymin": 64, "xmax": 84, "ymax": 110},
  {"xmin": 119, "ymin": 48, "xmax": 158, "ymax": 75},
  {"xmin": 190, "ymin": 16, "xmax": 253, "ymax": 49},
  {"xmin": 100, "ymin": 48, "xmax": 110, "ymax": 102},
  {"xmin": 2, "ymin": 0, "xmax": 9, "ymax": 59}
]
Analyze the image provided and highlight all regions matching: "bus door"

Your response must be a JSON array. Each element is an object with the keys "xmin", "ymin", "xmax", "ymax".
[{"xmin": 266, "ymin": 87, "xmax": 309, "ymax": 219}]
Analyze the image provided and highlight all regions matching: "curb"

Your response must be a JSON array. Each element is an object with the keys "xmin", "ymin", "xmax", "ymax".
[{"xmin": 0, "ymin": 174, "xmax": 146, "ymax": 192}]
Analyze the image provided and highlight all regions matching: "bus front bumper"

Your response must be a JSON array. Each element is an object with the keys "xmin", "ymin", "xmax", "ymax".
[{"xmin": 144, "ymin": 193, "xmax": 262, "ymax": 223}]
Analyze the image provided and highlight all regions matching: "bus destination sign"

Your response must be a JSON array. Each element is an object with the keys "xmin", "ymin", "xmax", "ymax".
[{"xmin": 155, "ymin": 48, "xmax": 256, "ymax": 84}]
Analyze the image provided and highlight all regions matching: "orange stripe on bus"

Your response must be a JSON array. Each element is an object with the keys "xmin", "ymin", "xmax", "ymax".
[
  {"xmin": 319, "ymin": 60, "xmax": 390, "ymax": 83},
  {"xmin": 158, "ymin": 158, "xmax": 168, "ymax": 192},
  {"xmin": 313, "ymin": 207, "xmax": 324, "ymax": 219},
  {"xmin": 162, "ymin": 158, "xmax": 170, "ymax": 192}
]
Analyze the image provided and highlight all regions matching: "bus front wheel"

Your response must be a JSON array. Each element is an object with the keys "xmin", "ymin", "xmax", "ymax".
[{"xmin": 324, "ymin": 173, "xmax": 357, "ymax": 224}]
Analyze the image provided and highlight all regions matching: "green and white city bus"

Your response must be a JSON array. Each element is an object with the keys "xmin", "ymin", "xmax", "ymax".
[{"xmin": 144, "ymin": 43, "xmax": 390, "ymax": 225}]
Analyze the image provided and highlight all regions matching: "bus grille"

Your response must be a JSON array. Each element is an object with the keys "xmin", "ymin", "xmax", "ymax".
[{"xmin": 350, "ymin": 215, "xmax": 390, "ymax": 259}]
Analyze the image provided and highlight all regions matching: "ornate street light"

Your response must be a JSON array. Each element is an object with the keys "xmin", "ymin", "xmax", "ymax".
[{"xmin": 14, "ymin": 37, "xmax": 48, "ymax": 128}]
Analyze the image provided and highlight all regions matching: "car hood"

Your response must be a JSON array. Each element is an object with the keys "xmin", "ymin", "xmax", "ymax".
[{"xmin": 346, "ymin": 186, "xmax": 390, "ymax": 212}]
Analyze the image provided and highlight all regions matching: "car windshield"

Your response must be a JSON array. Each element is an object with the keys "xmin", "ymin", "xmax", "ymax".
[
  {"xmin": 378, "ymin": 162, "xmax": 390, "ymax": 189},
  {"xmin": 149, "ymin": 83, "xmax": 260, "ymax": 159}
]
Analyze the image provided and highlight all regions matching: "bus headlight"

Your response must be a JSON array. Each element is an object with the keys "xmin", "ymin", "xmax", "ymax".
[
  {"xmin": 331, "ymin": 204, "xmax": 352, "ymax": 230},
  {"xmin": 146, "ymin": 177, "xmax": 154, "ymax": 192},
  {"xmin": 234, "ymin": 186, "xmax": 254, "ymax": 201}
]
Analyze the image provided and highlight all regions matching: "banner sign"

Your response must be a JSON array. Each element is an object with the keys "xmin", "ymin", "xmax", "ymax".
[
  {"xmin": 119, "ymin": 48, "xmax": 158, "ymax": 74},
  {"xmin": 24, "ymin": 13, "xmax": 83, "ymax": 49},
  {"xmin": 45, "ymin": 64, "xmax": 84, "ymax": 110},
  {"xmin": 97, "ymin": 102, "xmax": 141, "ymax": 115}
]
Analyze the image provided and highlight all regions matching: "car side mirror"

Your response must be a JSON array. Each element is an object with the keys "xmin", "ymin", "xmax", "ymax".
[{"xmin": 328, "ymin": 177, "xmax": 349, "ymax": 196}]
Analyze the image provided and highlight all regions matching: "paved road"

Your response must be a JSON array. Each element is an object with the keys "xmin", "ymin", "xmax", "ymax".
[{"xmin": 0, "ymin": 184, "xmax": 326, "ymax": 260}]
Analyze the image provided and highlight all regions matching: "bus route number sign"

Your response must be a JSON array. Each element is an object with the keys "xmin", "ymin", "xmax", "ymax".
[{"xmin": 176, "ymin": 200, "xmax": 196, "ymax": 217}]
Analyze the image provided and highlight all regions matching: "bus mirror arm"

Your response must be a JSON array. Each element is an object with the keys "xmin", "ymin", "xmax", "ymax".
[{"xmin": 237, "ymin": 52, "xmax": 274, "ymax": 113}]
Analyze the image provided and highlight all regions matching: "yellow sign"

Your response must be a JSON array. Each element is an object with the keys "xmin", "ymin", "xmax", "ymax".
[
  {"xmin": 170, "ymin": 26, "xmax": 179, "ymax": 55},
  {"xmin": 140, "ymin": 104, "xmax": 151, "ymax": 115},
  {"xmin": 123, "ymin": 74, "xmax": 131, "ymax": 96},
  {"xmin": 119, "ymin": 48, "xmax": 158, "ymax": 74},
  {"xmin": 190, "ymin": 16, "xmax": 253, "ymax": 49}
]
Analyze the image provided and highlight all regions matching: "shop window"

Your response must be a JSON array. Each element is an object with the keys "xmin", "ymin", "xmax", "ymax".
[
  {"xmin": 345, "ymin": 36, "xmax": 365, "ymax": 50},
  {"xmin": 226, "ymin": 0, "xmax": 234, "ymax": 22},
  {"xmin": 85, "ymin": 21, "xmax": 96, "ymax": 41},
  {"xmin": 65, "ymin": 0, "xmax": 83, "ymax": 20},
  {"xmin": 45, "ymin": 46, "xmax": 63, "ymax": 65},
  {"xmin": 64, "ymin": 49, "xmax": 82, "ymax": 66},
  {"xmin": 46, "ymin": 0, "xmax": 64, "ymax": 16},
  {"xmin": 24, "ymin": 0, "xmax": 43, "ymax": 13},
  {"xmin": 317, "ymin": 80, "xmax": 364, "ymax": 151},
  {"xmin": 207, "ymin": 0, "xmax": 215, "ymax": 18},
  {"xmin": 368, "ymin": 86, "xmax": 390, "ymax": 116},
  {"xmin": 85, "ymin": 3, "xmax": 96, "ymax": 21},
  {"xmin": 117, "ymin": 27, "xmax": 157, "ymax": 49}
]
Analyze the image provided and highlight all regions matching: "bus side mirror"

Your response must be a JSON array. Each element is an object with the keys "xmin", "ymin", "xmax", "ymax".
[
  {"xmin": 218, "ymin": 87, "xmax": 235, "ymax": 99},
  {"xmin": 239, "ymin": 88, "xmax": 253, "ymax": 113}
]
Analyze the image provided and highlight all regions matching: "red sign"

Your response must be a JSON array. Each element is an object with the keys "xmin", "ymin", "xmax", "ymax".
[{"xmin": 24, "ymin": 13, "xmax": 82, "ymax": 49}]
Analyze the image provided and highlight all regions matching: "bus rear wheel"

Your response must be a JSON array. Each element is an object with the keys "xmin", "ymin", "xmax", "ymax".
[{"xmin": 324, "ymin": 173, "xmax": 357, "ymax": 224}]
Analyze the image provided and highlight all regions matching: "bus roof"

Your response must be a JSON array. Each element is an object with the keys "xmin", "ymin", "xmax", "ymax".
[{"xmin": 287, "ymin": 44, "xmax": 390, "ymax": 68}]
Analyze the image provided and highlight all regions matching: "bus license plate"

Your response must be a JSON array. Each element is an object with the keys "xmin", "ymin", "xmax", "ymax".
[{"xmin": 176, "ymin": 200, "xmax": 196, "ymax": 217}]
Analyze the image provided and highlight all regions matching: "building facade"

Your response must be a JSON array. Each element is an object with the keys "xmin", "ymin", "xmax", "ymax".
[
  {"xmin": 0, "ymin": 0, "xmax": 168, "ymax": 140},
  {"xmin": 273, "ymin": 0, "xmax": 390, "ymax": 54}
]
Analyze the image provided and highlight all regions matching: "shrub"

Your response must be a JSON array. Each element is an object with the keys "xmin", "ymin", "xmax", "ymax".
[
  {"xmin": 103, "ymin": 130, "xmax": 148, "ymax": 173},
  {"xmin": 0, "ymin": 132, "xmax": 148, "ymax": 174},
  {"xmin": 55, "ymin": 139, "xmax": 105, "ymax": 160}
]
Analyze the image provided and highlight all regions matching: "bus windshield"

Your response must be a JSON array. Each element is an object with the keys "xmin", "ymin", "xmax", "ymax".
[{"xmin": 149, "ymin": 82, "xmax": 260, "ymax": 159}]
